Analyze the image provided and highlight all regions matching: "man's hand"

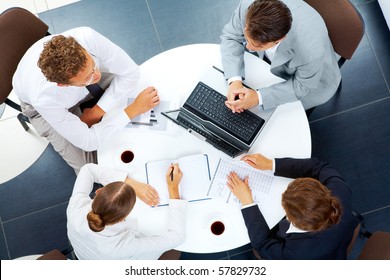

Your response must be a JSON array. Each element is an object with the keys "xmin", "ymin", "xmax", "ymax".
[
  {"xmin": 125, "ymin": 178, "xmax": 160, "ymax": 206},
  {"xmin": 241, "ymin": 153, "xmax": 273, "ymax": 170},
  {"xmin": 125, "ymin": 86, "xmax": 160, "ymax": 119},
  {"xmin": 225, "ymin": 87, "xmax": 259, "ymax": 113},
  {"xmin": 226, "ymin": 80, "xmax": 244, "ymax": 102},
  {"xmin": 80, "ymin": 105, "xmax": 105, "ymax": 127},
  {"xmin": 226, "ymin": 172, "xmax": 253, "ymax": 206}
]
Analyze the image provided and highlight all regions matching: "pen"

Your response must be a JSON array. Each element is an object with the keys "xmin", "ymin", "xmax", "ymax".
[
  {"xmin": 189, "ymin": 197, "xmax": 212, "ymax": 203},
  {"xmin": 170, "ymin": 164, "xmax": 174, "ymax": 181},
  {"xmin": 156, "ymin": 203, "xmax": 169, "ymax": 207},
  {"xmin": 131, "ymin": 122, "xmax": 153, "ymax": 126}
]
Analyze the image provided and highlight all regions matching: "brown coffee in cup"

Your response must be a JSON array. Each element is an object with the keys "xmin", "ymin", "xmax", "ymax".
[
  {"xmin": 211, "ymin": 221, "xmax": 225, "ymax": 235},
  {"xmin": 121, "ymin": 150, "xmax": 134, "ymax": 163}
]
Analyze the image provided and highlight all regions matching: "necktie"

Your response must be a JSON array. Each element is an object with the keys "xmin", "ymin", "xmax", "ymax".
[
  {"xmin": 79, "ymin": 84, "xmax": 104, "ymax": 112},
  {"xmin": 86, "ymin": 84, "xmax": 104, "ymax": 100}
]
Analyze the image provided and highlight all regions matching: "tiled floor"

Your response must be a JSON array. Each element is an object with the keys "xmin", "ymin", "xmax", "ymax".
[{"xmin": 0, "ymin": 0, "xmax": 389, "ymax": 260}]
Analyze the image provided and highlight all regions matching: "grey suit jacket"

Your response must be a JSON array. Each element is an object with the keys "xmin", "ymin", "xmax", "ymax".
[{"xmin": 220, "ymin": 0, "xmax": 341, "ymax": 110}]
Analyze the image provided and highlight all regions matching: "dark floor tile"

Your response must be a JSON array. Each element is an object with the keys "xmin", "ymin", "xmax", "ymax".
[
  {"xmin": 350, "ymin": 0, "xmax": 377, "ymax": 7},
  {"xmin": 0, "ymin": 145, "xmax": 76, "ymax": 221},
  {"xmin": 148, "ymin": 0, "xmax": 239, "ymax": 51},
  {"xmin": 38, "ymin": 0, "xmax": 161, "ymax": 64},
  {"xmin": 310, "ymin": 98, "xmax": 390, "ymax": 213},
  {"xmin": 362, "ymin": 206, "xmax": 390, "ymax": 232},
  {"xmin": 3, "ymin": 202, "xmax": 69, "ymax": 259},
  {"xmin": 356, "ymin": 1, "xmax": 390, "ymax": 85},
  {"xmin": 180, "ymin": 250, "xmax": 229, "ymax": 260},
  {"xmin": 309, "ymin": 34, "xmax": 389, "ymax": 120},
  {"xmin": 0, "ymin": 218, "xmax": 9, "ymax": 259}
]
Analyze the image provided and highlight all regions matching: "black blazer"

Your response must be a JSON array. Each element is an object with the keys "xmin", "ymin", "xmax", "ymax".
[{"xmin": 242, "ymin": 158, "xmax": 358, "ymax": 259}]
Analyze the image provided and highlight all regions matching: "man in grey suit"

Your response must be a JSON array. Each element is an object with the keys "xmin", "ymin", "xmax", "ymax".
[{"xmin": 220, "ymin": 0, "xmax": 341, "ymax": 112}]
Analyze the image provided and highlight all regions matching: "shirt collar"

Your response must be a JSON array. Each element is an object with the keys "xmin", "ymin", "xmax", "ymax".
[
  {"xmin": 266, "ymin": 42, "xmax": 280, "ymax": 54},
  {"xmin": 286, "ymin": 222, "xmax": 309, "ymax": 234}
]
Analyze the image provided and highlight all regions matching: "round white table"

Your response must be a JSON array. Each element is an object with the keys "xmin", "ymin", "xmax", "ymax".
[{"xmin": 98, "ymin": 44, "xmax": 311, "ymax": 253}]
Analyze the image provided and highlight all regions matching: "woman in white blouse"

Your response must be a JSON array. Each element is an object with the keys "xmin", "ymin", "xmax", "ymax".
[{"xmin": 66, "ymin": 163, "xmax": 187, "ymax": 260}]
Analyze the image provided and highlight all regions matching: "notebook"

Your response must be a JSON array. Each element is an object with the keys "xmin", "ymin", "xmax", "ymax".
[
  {"xmin": 162, "ymin": 67, "xmax": 274, "ymax": 157},
  {"xmin": 145, "ymin": 154, "xmax": 211, "ymax": 206}
]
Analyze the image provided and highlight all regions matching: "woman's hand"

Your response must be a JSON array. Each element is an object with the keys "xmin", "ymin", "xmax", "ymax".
[
  {"xmin": 226, "ymin": 172, "xmax": 254, "ymax": 206},
  {"xmin": 241, "ymin": 153, "xmax": 273, "ymax": 170},
  {"xmin": 166, "ymin": 163, "xmax": 183, "ymax": 199},
  {"xmin": 125, "ymin": 178, "xmax": 159, "ymax": 206}
]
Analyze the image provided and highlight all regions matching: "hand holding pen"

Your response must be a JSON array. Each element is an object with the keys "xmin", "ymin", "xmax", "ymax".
[{"xmin": 166, "ymin": 163, "xmax": 183, "ymax": 199}]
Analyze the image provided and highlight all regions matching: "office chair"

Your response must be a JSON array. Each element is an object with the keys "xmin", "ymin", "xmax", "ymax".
[
  {"xmin": 349, "ymin": 211, "xmax": 390, "ymax": 260},
  {"xmin": 0, "ymin": 7, "xmax": 50, "ymax": 131},
  {"xmin": 303, "ymin": 0, "xmax": 365, "ymax": 117},
  {"xmin": 358, "ymin": 231, "xmax": 390, "ymax": 260},
  {"xmin": 304, "ymin": 0, "xmax": 365, "ymax": 68}
]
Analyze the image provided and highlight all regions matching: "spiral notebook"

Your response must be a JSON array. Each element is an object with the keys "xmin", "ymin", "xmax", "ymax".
[{"xmin": 145, "ymin": 154, "xmax": 211, "ymax": 206}]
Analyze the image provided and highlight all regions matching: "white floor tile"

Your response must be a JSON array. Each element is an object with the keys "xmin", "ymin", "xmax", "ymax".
[
  {"xmin": 0, "ymin": 117, "xmax": 48, "ymax": 184},
  {"xmin": 0, "ymin": 1, "xmax": 37, "ymax": 14},
  {"xmin": 34, "ymin": 0, "xmax": 49, "ymax": 13}
]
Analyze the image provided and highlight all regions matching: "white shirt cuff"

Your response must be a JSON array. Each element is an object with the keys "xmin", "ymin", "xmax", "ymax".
[
  {"xmin": 256, "ymin": 90, "xmax": 263, "ymax": 106},
  {"xmin": 241, "ymin": 202, "xmax": 257, "ymax": 209},
  {"xmin": 271, "ymin": 158, "xmax": 276, "ymax": 173},
  {"xmin": 228, "ymin": 76, "xmax": 242, "ymax": 85}
]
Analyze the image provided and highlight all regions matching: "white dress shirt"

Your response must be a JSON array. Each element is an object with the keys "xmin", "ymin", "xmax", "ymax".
[
  {"xmin": 12, "ymin": 27, "xmax": 140, "ymax": 151},
  {"xmin": 66, "ymin": 163, "xmax": 187, "ymax": 260},
  {"xmin": 264, "ymin": 42, "xmax": 280, "ymax": 62}
]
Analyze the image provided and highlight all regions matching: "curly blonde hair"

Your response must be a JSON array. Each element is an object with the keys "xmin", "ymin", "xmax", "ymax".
[{"xmin": 37, "ymin": 35, "xmax": 87, "ymax": 84}]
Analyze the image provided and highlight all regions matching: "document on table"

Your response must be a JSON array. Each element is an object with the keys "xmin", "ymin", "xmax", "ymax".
[
  {"xmin": 208, "ymin": 158, "xmax": 274, "ymax": 206},
  {"xmin": 145, "ymin": 154, "xmax": 211, "ymax": 206},
  {"xmin": 127, "ymin": 99, "xmax": 171, "ymax": 132},
  {"xmin": 208, "ymin": 158, "xmax": 292, "ymax": 228}
]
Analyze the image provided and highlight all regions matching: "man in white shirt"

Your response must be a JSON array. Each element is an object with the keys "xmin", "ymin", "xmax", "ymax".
[
  {"xmin": 220, "ymin": 0, "xmax": 341, "ymax": 113},
  {"xmin": 12, "ymin": 27, "xmax": 159, "ymax": 174}
]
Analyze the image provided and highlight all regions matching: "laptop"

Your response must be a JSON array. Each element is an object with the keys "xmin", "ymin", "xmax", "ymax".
[{"xmin": 162, "ymin": 78, "xmax": 274, "ymax": 157}]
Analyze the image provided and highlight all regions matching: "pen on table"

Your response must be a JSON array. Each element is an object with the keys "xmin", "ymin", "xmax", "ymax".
[
  {"xmin": 156, "ymin": 198, "xmax": 211, "ymax": 207},
  {"xmin": 189, "ymin": 197, "xmax": 212, "ymax": 203},
  {"xmin": 156, "ymin": 203, "xmax": 169, "ymax": 207},
  {"xmin": 131, "ymin": 122, "xmax": 153, "ymax": 126}
]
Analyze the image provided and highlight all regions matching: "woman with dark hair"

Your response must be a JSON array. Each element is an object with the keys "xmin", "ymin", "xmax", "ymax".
[
  {"xmin": 67, "ymin": 163, "xmax": 187, "ymax": 259},
  {"xmin": 226, "ymin": 154, "xmax": 358, "ymax": 259}
]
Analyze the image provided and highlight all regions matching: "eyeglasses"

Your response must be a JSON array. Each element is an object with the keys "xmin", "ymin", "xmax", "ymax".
[{"xmin": 85, "ymin": 59, "xmax": 98, "ymax": 86}]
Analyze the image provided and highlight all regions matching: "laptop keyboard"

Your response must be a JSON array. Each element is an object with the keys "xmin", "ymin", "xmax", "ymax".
[
  {"xmin": 177, "ymin": 113, "xmax": 242, "ymax": 157},
  {"xmin": 183, "ymin": 82, "xmax": 264, "ymax": 144}
]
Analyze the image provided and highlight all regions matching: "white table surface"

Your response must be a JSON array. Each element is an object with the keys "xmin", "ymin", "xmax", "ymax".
[{"xmin": 98, "ymin": 44, "xmax": 311, "ymax": 253}]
